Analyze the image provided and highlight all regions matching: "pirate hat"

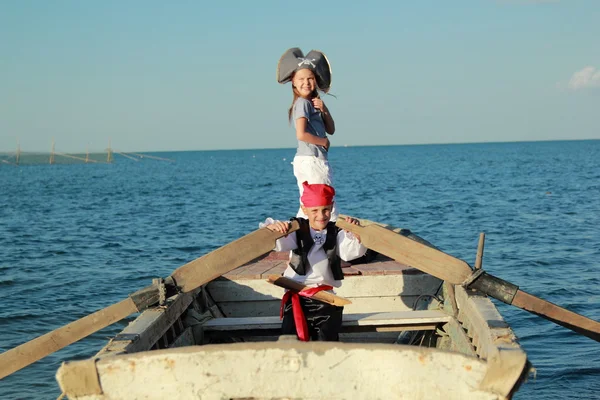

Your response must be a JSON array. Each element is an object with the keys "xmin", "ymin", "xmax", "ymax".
[{"xmin": 277, "ymin": 48, "xmax": 332, "ymax": 93}]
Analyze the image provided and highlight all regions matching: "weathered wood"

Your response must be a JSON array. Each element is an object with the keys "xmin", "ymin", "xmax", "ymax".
[
  {"xmin": 474, "ymin": 233, "xmax": 485, "ymax": 270},
  {"xmin": 0, "ymin": 298, "xmax": 137, "ymax": 379},
  {"xmin": 511, "ymin": 289, "xmax": 600, "ymax": 342},
  {"xmin": 443, "ymin": 319, "xmax": 477, "ymax": 357},
  {"xmin": 207, "ymin": 274, "xmax": 441, "ymax": 302},
  {"xmin": 336, "ymin": 218, "xmax": 473, "ymax": 285},
  {"xmin": 170, "ymin": 327, "xmax": 195, "ymax": 348},
  {"xmin": 443, "ymin": 282, "xmax": 459, "ymax": 316},
  {"xmin": 57, "ymin": 342, "xmax": 499, "ymax": 400},
  {"xmin": 217, "ymin": 296, "xmax": 423, "ymax": 318},
  {"xmin": 97, "ymin": 292, "xmax": 195, "ymax": 357},
  {"xmin": 468, "ymin": 272, "xmax": 600, "ymax": 342},
  {"xmin": 455, "ymin": 286, "xmax": 517, "ymax": 360},
  {"xmin": 454, "ymin": 286, "xmax": 527, "ymax": 397},
  {"xmin": 202, "ymin": 310, "xmax": 451, "ymax": 332},
  {"xmin": 171, "ymin": 222, "xmax": 299, "ymax": 292},
  {"xmin": 55, "ymin": 358, "xmax": 102, "ymax": 397}
]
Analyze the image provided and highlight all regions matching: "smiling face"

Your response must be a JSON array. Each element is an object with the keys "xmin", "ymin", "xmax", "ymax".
[
  {"xmin": 292, "ymin": 69, "xmax": 317, "ymax": 99},
  {"xmin": 301, "ymin": 204, "xmax": 333, "ymax": 231}
]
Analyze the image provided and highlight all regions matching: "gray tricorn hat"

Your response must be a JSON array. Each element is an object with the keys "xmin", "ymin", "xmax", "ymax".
[{"xmin": 277, "ymin": 48, "xmax": 332, "ymax": 93}]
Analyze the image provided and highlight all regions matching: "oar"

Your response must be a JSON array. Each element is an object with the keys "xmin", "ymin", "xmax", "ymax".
[
  {"xmin": 336, "ymin": 217, "xmax": 600, "ymax": 342},
  {"xmin": 0, "ymin": 222, "xmax": 299, "ymax": 380}
]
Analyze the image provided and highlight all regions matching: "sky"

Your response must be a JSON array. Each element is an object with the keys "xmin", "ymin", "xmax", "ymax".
[{"xmin": 1, "ymin": 0, "xmax": 599, "ymax": 153}]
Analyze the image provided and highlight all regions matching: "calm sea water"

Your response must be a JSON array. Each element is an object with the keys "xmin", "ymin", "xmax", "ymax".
[{"xmin": 1, "ymin": 141, "xmax": 599, "ymax": 399}]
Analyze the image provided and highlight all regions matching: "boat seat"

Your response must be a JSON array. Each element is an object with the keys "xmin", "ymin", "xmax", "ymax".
[{"xmin": 202, "ymin": 310, "xmax": 452, "ymax": 334}]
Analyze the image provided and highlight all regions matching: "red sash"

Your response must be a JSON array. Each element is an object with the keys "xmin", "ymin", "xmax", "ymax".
[{"xmin": 280, "ymin": 285, "xmax": 333, "ymax": 342}]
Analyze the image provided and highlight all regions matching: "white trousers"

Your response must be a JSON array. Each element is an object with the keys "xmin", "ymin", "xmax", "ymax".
[{"xmin": 292, "ymin": 155, "xmax": 338, "ymax": 221}]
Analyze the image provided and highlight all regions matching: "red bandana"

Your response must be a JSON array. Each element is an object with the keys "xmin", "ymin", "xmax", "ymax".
[{"xmin": 301, "ymin": 181, "xmax": 335, "ymax": 207}]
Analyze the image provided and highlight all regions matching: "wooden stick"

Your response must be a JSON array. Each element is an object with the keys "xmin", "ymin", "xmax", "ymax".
[
  {"xmin": 266, "ymin": 275, "xmax": 352, "ymax": 307},
  {"xmin": 512, "ymin": 290, "xmax": 600, "ymax": 342},
  {"xmin": 114, "ymin": 151, "xmax": 140, "ymax": 162},
  {"xmin": 474, "ymin": 232, "xmax": 485, "ymax": 270}
]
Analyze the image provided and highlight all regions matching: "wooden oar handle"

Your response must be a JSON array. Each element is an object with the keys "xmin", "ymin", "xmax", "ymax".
[
  {"xmin": 171, "ymin": 221, "xmax": 300, "ymax": 293},
  {"xmin": 336, "ymin": 218, "xmax": 473, "ymax": 284},
  {"xmin": 0, "ymin": 298, "xmax": 138, "ymax": 380},
  {"xmin": 467, "ymin": 270, "xmax": 600, "ymax": 342},
  {"xmin": 266, "ymin": 275, "xmax": 351, "ymax": 307}
]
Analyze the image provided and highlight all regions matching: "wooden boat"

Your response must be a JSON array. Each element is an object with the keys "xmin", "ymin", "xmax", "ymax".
[{"xmin": 55, "ymin": 219, "xmax": 530, "ymax": 400}]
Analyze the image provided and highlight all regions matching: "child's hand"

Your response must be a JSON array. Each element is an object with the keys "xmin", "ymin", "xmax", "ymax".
[
  {"xmin": 343, "ymin": 216, "xmax": 361, "ymax": 243},
  {"xmin": 312, "ymin": 98, "xmax": 326, "ymax": 113},
  {"xmin": 266, "ymin": 220, "xmax": 291, "ymax": 235}
]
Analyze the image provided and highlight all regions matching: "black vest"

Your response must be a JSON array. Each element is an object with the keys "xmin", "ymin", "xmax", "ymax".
[{"xmin": 288, "ymin": 218, "xmax": 344, "ymax": 281}]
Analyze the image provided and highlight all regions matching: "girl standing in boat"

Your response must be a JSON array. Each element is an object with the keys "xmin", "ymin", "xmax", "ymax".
[
  {"xmin": 261, "ymin": 182, "xmax": 367, "ymax": 341},
  {"xmin": 277, "ymin": 48, "xmax": 339, "ymax": 221}
]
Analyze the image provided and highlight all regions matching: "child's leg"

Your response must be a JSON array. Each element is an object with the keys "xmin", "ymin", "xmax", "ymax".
[
  {"xmin": 281, "ymin": 300, "xmax": 298, "ymax": 336},
  {"xmin": 303, "ymin": 297, "xmax": 343, "ymax": 342},
  {"xmin": 292, "ymin": 156, "xmax": 339, "ymax": 221},
  {"xmin": 281, "ymin": 297, "xmax": 343, "ymax": 341}
]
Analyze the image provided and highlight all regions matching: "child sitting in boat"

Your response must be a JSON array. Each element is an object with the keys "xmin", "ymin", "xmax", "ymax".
[{"xmin": 261, "ymin": 181, "xmax": 367, "ymax": 341}]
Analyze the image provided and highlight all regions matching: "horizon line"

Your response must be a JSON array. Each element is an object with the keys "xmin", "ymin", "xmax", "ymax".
[{"xmin": 1, "ymin": 137, "xmax": 598, "ymax": 155}]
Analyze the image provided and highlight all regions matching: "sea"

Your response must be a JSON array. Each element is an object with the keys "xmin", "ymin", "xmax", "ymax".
[{"xmin": 1, "ymin": 140, "xmax": 599, "ymax": 399}]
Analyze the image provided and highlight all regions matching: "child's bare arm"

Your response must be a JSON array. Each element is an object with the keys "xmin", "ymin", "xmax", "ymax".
[
  {"xmin": 312, "ymin": 98, "xmax": 335, "ymax": 135},
  {"xmin": 295, "ymin": 118, "xmax": 330, "ymax": 151}
]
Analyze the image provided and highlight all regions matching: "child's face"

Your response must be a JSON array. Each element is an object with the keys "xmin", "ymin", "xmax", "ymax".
[
  {"xmin": 292, "ymin": 69, "xmax": 316, "ymax": 98},
  {"xmin": 302, "ymin": 204, "xmax": 333, "ymax": 231}
]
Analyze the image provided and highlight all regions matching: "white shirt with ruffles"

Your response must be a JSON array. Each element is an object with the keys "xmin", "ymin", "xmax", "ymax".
[{"xmin": 260, "ymin": 218, "xmax": 367, "ymax": 288}]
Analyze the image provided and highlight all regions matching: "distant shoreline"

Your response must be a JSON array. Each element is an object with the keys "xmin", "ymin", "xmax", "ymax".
[{"xmin": 1, "ymin": 138, "xmax": 599, "ymax": 157}]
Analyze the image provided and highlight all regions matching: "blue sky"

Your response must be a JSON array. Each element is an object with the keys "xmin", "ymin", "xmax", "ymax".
[{"xmin": 1, "ymin": 1, "xmax": 599, "ymax": 153}]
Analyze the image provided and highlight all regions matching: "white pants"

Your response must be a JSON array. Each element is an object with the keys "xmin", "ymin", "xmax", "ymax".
[{"xmin": 292, "ymin": 155, "xmax": 339, "ymax": 221}]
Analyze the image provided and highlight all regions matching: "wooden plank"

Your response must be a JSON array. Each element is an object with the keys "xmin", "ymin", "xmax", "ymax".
[
  {"xmin": 454, "ymin": 286, "xmax": 528, "ymax": 398},
  {"xmin": 58, "ymin": 341, "xmax": 494, "ymax": 399},
  {"xmin": 169, "ymin": 327, "xmax": 195, "ymax": 348},
  {"xmin": 218, "ymin": 296, "xmax": 424, "ymax": 318},
  {"xmin": 207, "ymin": 274, "xmax": 441, "ymax": 302},
  {"xmin": 351, "ymin": 261, "xmax": 417, "ymax": 276},
  {"xmin": 455, "ymin": 286, "xmax": 517, "ymax": 360},
  {"xmin": 97, "ymin": 292, "xmax": 194, "ymax": 357},
  {"xmin": 442, "ymin": 282, "xmax": 458, "ymax": 316},
  {"xmin": 336, "ymin": 218, "xmax": 473, "ymax": 285},
  {"xmin": 170, "ymin": 222, "xmax": 299, "ymax": 292},
  {"xmin": 443, "ymin": 319, "xmax": 477, "ymax": 357},
  {"xmin": 224, "ymin": 260, "xmax": 285, "ymax": 280},
  {"xmin": 202, "ymin": 310, "xmax": 451, "ymax": 331}
]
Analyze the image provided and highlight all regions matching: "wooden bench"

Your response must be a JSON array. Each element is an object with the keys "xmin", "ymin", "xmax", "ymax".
[{"xmin": 202, "ymin": 310, "xmax": 452, "ymax": 336}]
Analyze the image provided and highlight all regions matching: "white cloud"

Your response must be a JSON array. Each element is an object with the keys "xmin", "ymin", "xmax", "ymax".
[{"xmin": 568, "ymin": 66, "xmax": 600, "ymax": 90}]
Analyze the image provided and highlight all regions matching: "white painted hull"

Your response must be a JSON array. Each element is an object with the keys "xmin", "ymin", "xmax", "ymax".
[{"xmin": 58, "ymin": 342, "xmax": 506, "ymax": 400}]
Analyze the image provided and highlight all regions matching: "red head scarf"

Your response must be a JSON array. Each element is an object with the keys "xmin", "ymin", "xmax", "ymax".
[{"xmin": 301, "ymin": 181, "xmax": 335, "ymax": 207}]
